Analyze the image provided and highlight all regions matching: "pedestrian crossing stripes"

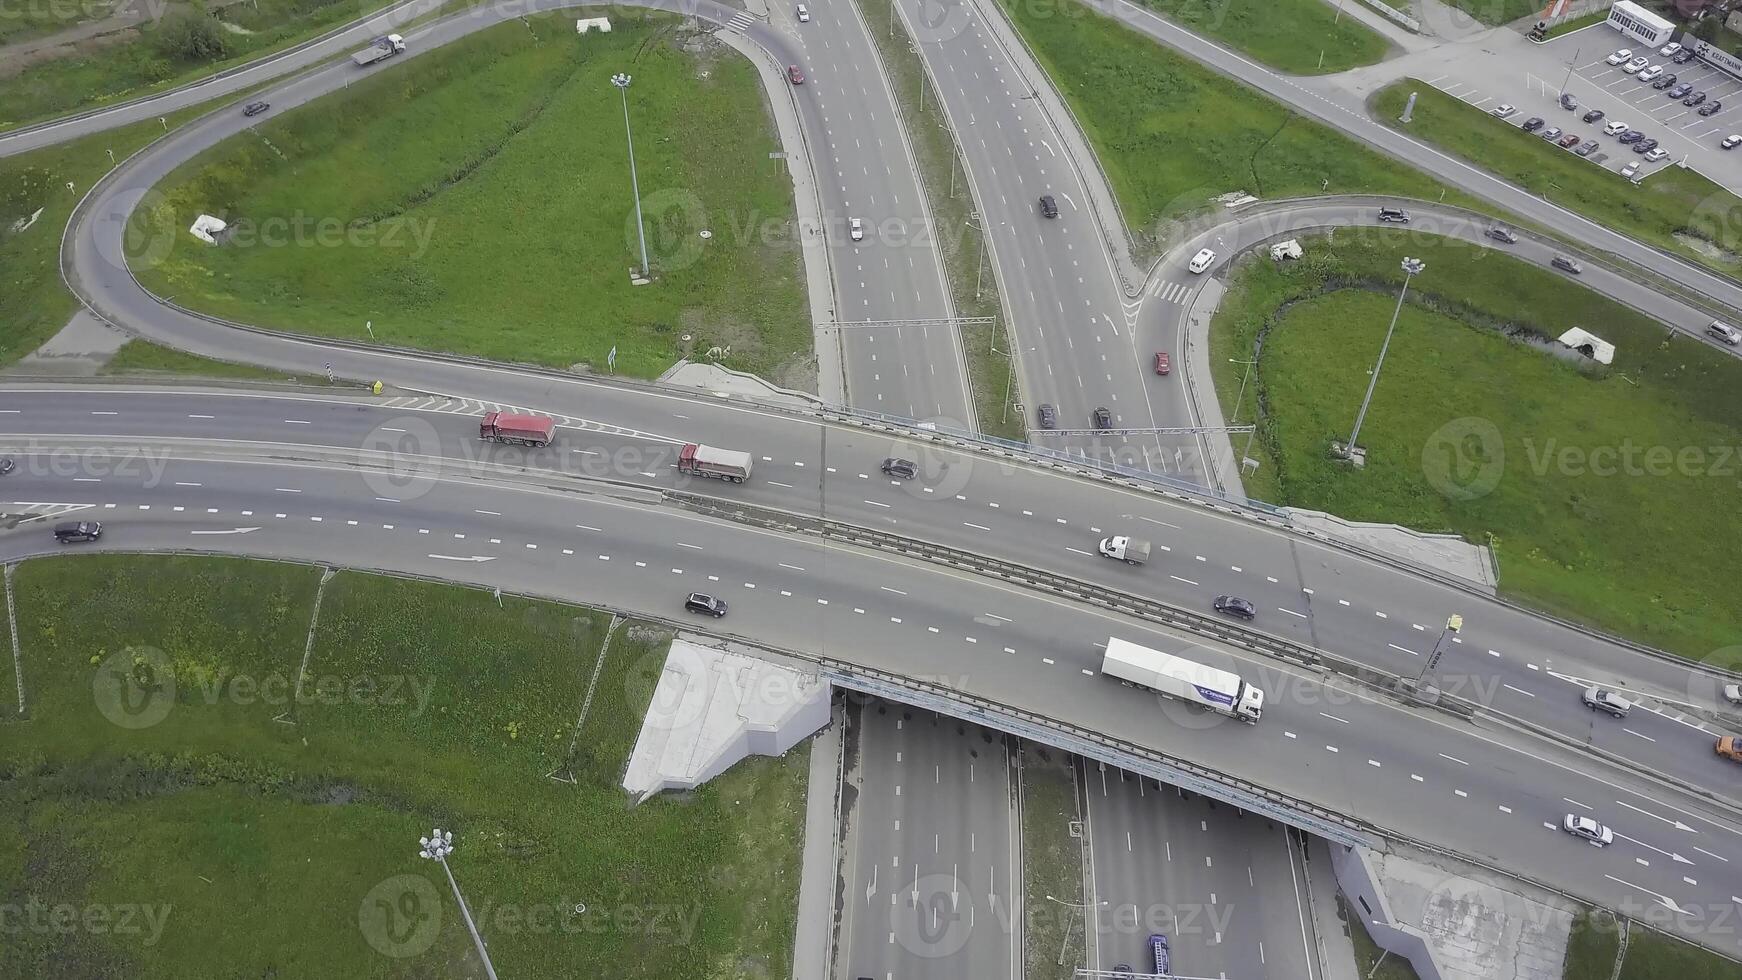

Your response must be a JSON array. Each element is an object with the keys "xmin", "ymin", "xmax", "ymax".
[
  {"xmin": 375, "ymin": 394, "xmax": 678, "ymax": 443},
  {"xmin": 724, "ymin": 10, "xmax": 755, "ymax": 32},
  {"xmin": 1149, "ymin": 280, "xmax": 1195, "ymax": 305}
]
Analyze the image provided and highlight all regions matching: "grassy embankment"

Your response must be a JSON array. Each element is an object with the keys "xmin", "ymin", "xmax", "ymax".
[
  {"xmin": 1020, "ymin": 746, "xmax": 1084, "ymax": 980},
  {"xmin": 0, "ymin": 0, "xmax": 403, "ymax": 132},
  {"xmin": 999, "ymin": 0, "xmax": 1461, "ymax": 258},
  {"xmin": 1115, "ymin": 0, "xmax": 1389, "ymax": 74},
  {"xmin": 1210, "ymin": 231, "xmax": 1742, "ymax": 660},
  {"xmin": 129, "ymin": 12, "xmax": 811, "ymax": 385},
  {"xmin": 0, "ymin": 555, "xmax": 807, "ymax": 978},
  {"xmin": 1373, "ymin": 80, "xmax": 1742, "ymax": 279}
]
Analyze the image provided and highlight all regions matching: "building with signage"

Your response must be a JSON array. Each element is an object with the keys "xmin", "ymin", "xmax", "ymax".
[
  {"xmin": 1694, "ymin": 37, "xmax": 1742, "ymax": 79},
  {"xmin": 1607, "ymin": 0, "xmax": 1675, "ymax": 44}
]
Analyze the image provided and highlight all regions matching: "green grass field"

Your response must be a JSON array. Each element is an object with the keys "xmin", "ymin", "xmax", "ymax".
[
  {"xmin": 999, "ymin": 0, "xmax": 1450, "ymax": 254},
  {"xmin": 129, "ymin": 11, "xmax": 810, "ymax": 384},
  {"xmin": 1543, "ymin": 10, "xmax": 1609, "ymax": 39},
  {"xmin": 1209, "ymin": 231, "xmax": 1742, "ymax": 660},
  {"xmin": 1615, "ymin": 927, "xmax": 1742, "ymax": 979},
  {"xmin": 1341, "ymin": 895, "xmax": 1420, "ymax": 980},
  {"xmin": 0, "ymin": 555, "xmax": 807, "ymax": 978},
  {"xmin": 1561, "ymin": 910, "xmax": 1620, "ymax": 979},
  {"xmin": 1440, "ymin": 0, "xmax": 1540, "ymax": 25},
  {"xmin": 0, "ymin": 97, "xmax": 256, "ymax": 369},
  {"xmin": 1373, "ymin": 80, "xmax": 1742, "ymax": 277},
  {"xmin": 100, "ymin": 339, "xmax": 301, "ymax": 380},
  {"xmin": 1020, "ymin": 746, "xmax": 1083, "ymax": 980},
  {"xmin": 1106, "ymin": 0, "xmax": 1389, "ymax": 74},
  {"xmin": 0, "ymin": 0, "xmax": 400, "ymax": 131}
]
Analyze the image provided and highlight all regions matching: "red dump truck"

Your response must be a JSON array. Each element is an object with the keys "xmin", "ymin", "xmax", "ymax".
[
  {"xmin": 677, "ymin": 443, "xmax": 753, "ymax": 483},
  {"xmin": 479, "ymin": 411, "xmax": 555, "ymax": 447}
]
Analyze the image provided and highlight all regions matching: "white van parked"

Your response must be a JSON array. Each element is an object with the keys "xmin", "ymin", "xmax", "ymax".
[{"xmin": 1604, "ymin": 120, "xmax": 1629, "ymax": 136}]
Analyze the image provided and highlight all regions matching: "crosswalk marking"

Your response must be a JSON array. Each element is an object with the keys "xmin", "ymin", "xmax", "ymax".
[
  {"xmin": 1149, "ymin": 280, "xmax": 1194, "ymax": 305},
  {"xmin": 725, "ymin": 11, "xmax": 755, "ymax": 32}
]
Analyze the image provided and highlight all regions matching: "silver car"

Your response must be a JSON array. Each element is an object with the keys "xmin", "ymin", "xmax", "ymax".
[
  {"xmin": 1581, "ymin": 686, "xmax": 1632, "ymax": 718},
  {"xmin": 1563, "ymin": 814, "xmax": 1613, "ymax": 846}
]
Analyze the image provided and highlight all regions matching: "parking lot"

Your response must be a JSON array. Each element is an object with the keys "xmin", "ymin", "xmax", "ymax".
[{"xmin": 1407, "ymin": 22, "xmax": 1742, "ymax": 190}]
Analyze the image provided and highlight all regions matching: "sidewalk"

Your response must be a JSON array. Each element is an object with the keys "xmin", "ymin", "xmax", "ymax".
[{"xmin": 1306, "ymin": 837, "xmax": 1363, "ymax": 980}]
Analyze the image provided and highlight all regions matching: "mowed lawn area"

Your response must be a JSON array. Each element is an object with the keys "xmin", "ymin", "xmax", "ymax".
[
  {"xmin": 1090, "ymin": 0, "xmax": 1388, "ymax": 74},
  {"xmin": 999, "ymin": 0, "xmax": 1450, "ymax": 253},
  {"xmin": 1373, "ymin": 80, "xmax": 1742, "ymax": 277},
  {"xmin": 1210, "ymin": 232, "xmax": 1742, "ymax": 660},
  {"xmin": 0, "ymin": 556, "xmax": 807, "ymax": 979},
  {"xmin": 0, "ymin": 0, "xmax": 400, "ymax": 131},
  {"xmin": 130, "ymin": 11, "xmax": 810, "ymax": 383}
]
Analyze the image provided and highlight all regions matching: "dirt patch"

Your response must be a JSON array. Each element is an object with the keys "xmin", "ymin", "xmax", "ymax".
[
  {"xmin": 1672, "ymin": 230, "xmax": 1742, "ymax": 269},
  {"xmin": 0, "ymin": 26, "xmax": 141, "ymax": 80}
]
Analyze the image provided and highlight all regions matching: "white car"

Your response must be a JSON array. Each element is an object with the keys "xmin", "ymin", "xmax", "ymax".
[
  {"xmin": 1187, "ymin": 247, "xmax": 1216, "ymax": 274},
  {"xmin": 1644, "ymin": 147, "xmax": 1668, "ymax": 162},
  {"xmin": 1724, "ymin": 682, "xmax": 1742, "ymax": 703},
  {"xmin": 1624, "ymin": 56, "xmax": 1650, "ymax": 72},
  {"xmin": 1660, "ymin": 41, "xmax": 1682, "ymax": 57},
  {"xmin": 1637, "ymin": 65, "xmax": 1663, "ymax": 82},
  {"xmin": 1723, "ymin": 134, "xmax": 1741, "ymax": 150},
  {"xmin": 1621, "ymin": 161, "xmax": 1641, "ymax": 180},
  {"xmin": 1492, "ymin": 103, "xmax": 1517, "ymax": 117},
  {"xmin": 849, "ymin": 217, "xmax": 864, "ymax": 242},
  {"xmin": 1604, "ymin": 120, "xmax": 1629, "ymax": 136},
  {"xmin": 1606, "ymin": 48, "xmax": 1632, "ymax": 65},
  {"xmin": 1563, "ymin": 814, "xmax": 1614, "ymax": 846},
  {"xmin": 795, "ymin": 3, "xmax": 809, "ymax": 20}
]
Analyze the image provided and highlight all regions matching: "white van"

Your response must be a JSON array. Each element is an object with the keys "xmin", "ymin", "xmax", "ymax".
[
  {"xmin": 1603, "ymin": 120, "xmax": 1629, "ymax": 137},
  {"xmin": 1638, "ymin": 65, "xmax": 1664, "ymax": 82},
  {"xmin": 1708, "ymin": 320, "xmax": 1742, "ymax": 345},
  {"xmin": 1187, "ymin": 248, "xmax": 1216, "ymax": 274}
]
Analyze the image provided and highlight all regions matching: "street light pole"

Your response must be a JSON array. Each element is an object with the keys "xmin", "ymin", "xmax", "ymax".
[
  {"xmin": 1412, "ymin": 614, "xmax": 1463, "ymax": 691},
  {"xmin": 612, "ymin": 73, "xmax": 649, "ymax": 280},
  {"xmin": 1228, "ymin": 357, "xmax": 1256, "ymax": 424},
  {"xmin": 1343, "ymin": 256, "xmax": 1424, "ymax": 457},
  {"xmin": 419, "ymin": 829, "xmax": 499, "ymax": 980}
]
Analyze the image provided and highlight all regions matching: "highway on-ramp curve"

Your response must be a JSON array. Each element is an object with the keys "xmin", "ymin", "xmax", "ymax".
[{"xmin": 3, "ymin": 442, "xmax": 1740, "ymax": 951}]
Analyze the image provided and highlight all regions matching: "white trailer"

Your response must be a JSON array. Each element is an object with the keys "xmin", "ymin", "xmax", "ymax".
[{"xmin": 1101, "ymin": 636, "xmax": 1263, "ymax": 723}]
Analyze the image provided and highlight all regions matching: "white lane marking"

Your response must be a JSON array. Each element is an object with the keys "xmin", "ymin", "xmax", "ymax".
[
  {"xmin": 1439, "ymin": 754, "xmax": 1468, "ymax": 766},
  {"xmin": 1503, "ymin": 684, "xmax": 1536, "ymax": 698},
  {"xmin": 1169, "ymin": 575, "xmax": 1198, "ymax": 585},
  {"xmin": 1388, "ymin": 644, "xmax": 1420, "ymax": 656},
  {"xmin": 1278, "ymin": 608, "xmax": 1307, "ymax": 619},
  {"xmin": 865, "ymin": 499, "xmax": 891, "ymax": 508}
]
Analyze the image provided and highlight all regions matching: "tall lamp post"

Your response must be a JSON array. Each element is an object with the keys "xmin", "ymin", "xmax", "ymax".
[
  {"xmin": 1411, "ymin": 614, "xmax": 1463, "ymax": 696},
  {"xmin": 1341, "ymin": 256, "xmax": 1424, "ymax": 462},
  {"xmin": 419, "ymin": 829, "xmax": 499, "ymax": 980},
  {"xmin": 612, "ymin": 73, "xmax": 650, "ymax": 280},
  {"xmin": 1044, "ymin": 894, "xmax": 1107, "ymax": 967}
]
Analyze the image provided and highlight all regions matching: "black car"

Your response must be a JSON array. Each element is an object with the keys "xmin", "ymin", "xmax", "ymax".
[
  {"xmin": 880, "ymin": 457, "xmax": 917, "ymax": 479},
  {"xmin": 53, "ymin": 521, "xmax": 102, "ymax": 543},
  {"xmin": 1551, "ymin": 254, "xmax": 1582, "ymax": 274},
  {"xmin": 0, "ymin": 457, "xmax": 12, "ymax": 475},
  {"xmin": 1651, "ymin": 73, "xmax": 1677, "ymax": 90},
  {"xmin": 1486, "ymin": 227, "xmax": 1518, "ymax": 244},
  {"xmin": 1559, "ymin": 92, "xmax": 1577, "ymax": 110},
  {"xmin": 684, "ymin": 592, "xmax": 727, "ymax": 617},
  {"xmin": 1037, "ymin": 403, "xmax": 1057, "ymax": 429},
  {"xmin": 1582, "ymin": 108, "xmax": 1606, "ymax": 123},
  {"xmin": 1674, "ymin": 48, "xmax": 1698, "ymax": 63},
  {"xmin": 1618, "ymin": 130, "xmax": 1645, "ymax": 144},
  {"xmin": 1685, "ymin": 91, "xmax": 1708, "ymax": 107},
  {"xmin": 1521, "ymin": 116, "xmax": 1546, "ymax": 132},
  {"xmin": 242, "ymin": 101, "xmax": 270, "ymax": 117},
  {"xmin": 1701, "ymin": 100, "xmax": 1724, "ymax": 117},
  {"xmin": 1377, "ymin": 206, "xmax": 1410, "ymax": 223},
  {"xmin": 1633, "ymin": 138, "xmax": 1659, "ymax": 153},
  {"xmin": 1213, "ymin": 595, "xmax": 1256, "ymax": 620},
  {"xmin": 1038, "ymin": 195, "xmax": 1059, "ymax": 218},
  {"xmin": 1668, "ymin": 82, "xmax": 1694, "ymax": 99},
  {"xmin": 1091, "ymin": 406, "xmax": 1112, "ymax": 430}
]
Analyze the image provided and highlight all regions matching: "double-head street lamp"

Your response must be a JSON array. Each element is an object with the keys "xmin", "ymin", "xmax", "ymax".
[
  {"xmin": 613, "ymin": 73, "xmax": 650, "ymax": 280},
  {"xmin": 1342, "ymin": 256, "xmax": 1425, "ymax": 460}
]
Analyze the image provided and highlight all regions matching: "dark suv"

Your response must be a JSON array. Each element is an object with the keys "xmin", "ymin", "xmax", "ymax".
[
  {"xmin": 242, "ymin": 101, "xmax": 270, "ymax": 117},
  {"xmin": 54, "ymin": 521, "xmax": 102, "ymax": 543},
  {"xmin": 880, "ymin": 457, "xmax": 917, "ymax": 479},
  {"xmin": 1377, "ymin": 206, "xmax": 1411, "ymax": 223},
  {"xmin": 684, "ymin": 593, "xmax": 727, "ymax": 618},
  {"xmin": 1038, "ymin": 195, "xmax": 1059, "ymax": 218},
  {"xmin": 1036, "ymin": 404, "xmax": 1057, "ymax": 429},
  {"xmin": 1091, "ymin": 406, "xmax": 1112, "ymax": 430}
]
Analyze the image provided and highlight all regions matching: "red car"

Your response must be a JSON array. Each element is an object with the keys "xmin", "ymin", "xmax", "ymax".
[
  {"xmin": 1154, "ymin": 352, "xmax": 1170, "ymax": 375},
  {"xmin": 788, "ymin": 65, "xmax": 805, "ymax": 85}
]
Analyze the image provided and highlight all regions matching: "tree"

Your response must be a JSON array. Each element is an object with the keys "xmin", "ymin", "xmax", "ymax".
[{"xmin": 155, "ymin": 10, "xmax": 229, "ymax": 62}]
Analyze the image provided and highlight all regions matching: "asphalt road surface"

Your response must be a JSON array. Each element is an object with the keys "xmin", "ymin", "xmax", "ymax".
[{"xmin": 4, "ymin": 447, "xmax": 1740, "ymax": 951}]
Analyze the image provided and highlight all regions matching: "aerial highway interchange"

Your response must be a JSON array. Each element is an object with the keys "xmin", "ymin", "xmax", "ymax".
[{"xmin": 6, "ymin": 0, "xmax": 1742, "ymax": 976}]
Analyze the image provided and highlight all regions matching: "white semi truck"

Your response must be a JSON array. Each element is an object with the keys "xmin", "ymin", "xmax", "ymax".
[
  {"xmin": 351, "ymin": 34, "xmax": 406, "ymax": 66},
  {"xmin": 1101, "ymin": 636, "xmax": 1264, "ymax": 723}
]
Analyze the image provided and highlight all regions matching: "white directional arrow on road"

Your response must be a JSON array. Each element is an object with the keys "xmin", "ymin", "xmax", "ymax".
[
  {"xmin": 189, "ymin": 527, "xmax": 260, "ymax": 535},
  {"xmin": 1612, "ymin": 831, "xmax": 1695, "ymax": 865},
  {"xmin": 1605, "ymin": 874, "xmax": 1694, "ymax": 915},
  {"xmin": 1615, "ymin": 800, "xmax": 1698, "ymax": 832},
  {"xmin": 427, "ymin": 554, "xmax": 496, "ymax": 563}
]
